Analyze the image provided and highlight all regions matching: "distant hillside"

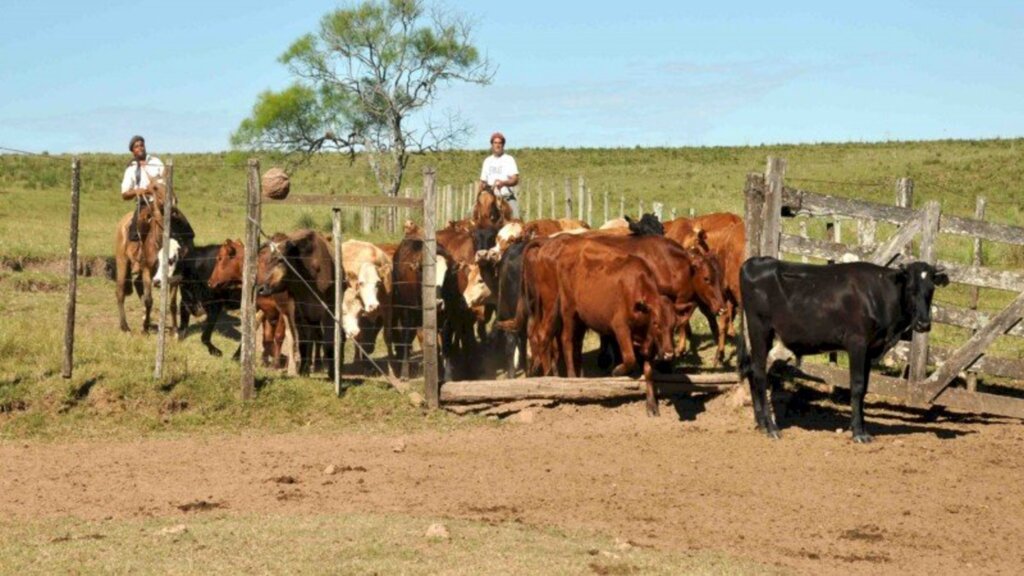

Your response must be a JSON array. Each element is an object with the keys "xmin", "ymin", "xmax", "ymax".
[{"xmin": 1, "ymin": 138, "xmax": 1022, "ymax": 260}]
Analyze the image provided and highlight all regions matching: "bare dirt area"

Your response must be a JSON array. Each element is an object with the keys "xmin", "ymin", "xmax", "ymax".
[{"xmin": 2, "ymin": 392, "xmax": 1023, "ymax": 575}]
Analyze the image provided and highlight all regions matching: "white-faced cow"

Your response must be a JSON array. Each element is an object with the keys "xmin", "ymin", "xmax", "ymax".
[{"xmin": 738, "ymin": 257, "xmax": 948, "ymax": 443}]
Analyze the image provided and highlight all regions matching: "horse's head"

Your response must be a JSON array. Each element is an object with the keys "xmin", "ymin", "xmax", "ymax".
[{"xmin": 473, "ymin": 185, "xmax": 509, "ymax": 229}]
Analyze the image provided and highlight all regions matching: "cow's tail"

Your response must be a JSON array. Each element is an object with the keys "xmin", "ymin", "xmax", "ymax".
[{"xmin": 735, "ymin": 310, "xmax": 753, "ymax": 383}]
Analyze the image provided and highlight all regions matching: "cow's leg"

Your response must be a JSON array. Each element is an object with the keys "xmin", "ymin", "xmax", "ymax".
[
  {"xmin": 202, "ymin": 303, "xmax": 223, "ymax": 357},
  {"xmin": 503, "ymin": 329, "xmax": 518, "ymax": 378},
  {"xmin": 848, "ymin": 344, "xmax": 873, "ymax": 443},
  {"xmin": 610, "ymin": 324, "xmax": 638, "ymax": 378},
  {"xmin": 643, "ymin": 362, "xmax": 660, "ymax": 417},
  {"xmin": 560, "ymin": 316, "xmax": 578, "ymax": 378},
  {"xmin": 116, "ymin": 256, "xmax": 132, "ymax": 332},
  {"xmin": 177, "ymin": 298, "xmax": 191, "ymax": 341},
  {"xmin": 747, "ymin": 327, "xmax": 779, "ymax": 438}
]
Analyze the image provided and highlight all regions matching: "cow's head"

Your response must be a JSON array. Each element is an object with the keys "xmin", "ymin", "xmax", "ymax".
[
  {"xmin": 341, "ymin": 287, "xmax": 363, "ymax": 339},
  {"xmin": 463, "ymin": 263, "xmax": 492, "ymax": 308},
  {"xmin": 355, "ymin": 261, "xmax": 381, "ymax": 313},
  {"xmin": 209, "ymin": 238, "xmax": 244, "ymax": 290},
  {"xmin": 634, "ymin": 294, "xmax": 676, "ymax": 363},
  {"xmin": 153, "ymin": 238, "xmax": 182, "ymax": 289},
  {"xmin": 900, "ymin": 262, "xmax": 950, "ymax": 332},
  {"xmin": 687, "ymin": 250, "xmax": 726, "ymax": 316},
  {"xmin": 256, "ymin": 235, "xmax": 294, "ymax": 296}
]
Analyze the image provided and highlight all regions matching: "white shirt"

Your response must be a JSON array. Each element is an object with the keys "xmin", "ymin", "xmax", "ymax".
[
  {"xmin": 121, "ymin": 155, "xmax": 165, "ymax": 197},
  {"xmin": 480, "ymin": 153, "xmax": 518, "ymax": 198}
]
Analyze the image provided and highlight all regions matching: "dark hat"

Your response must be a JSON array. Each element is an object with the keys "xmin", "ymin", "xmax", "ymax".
[
  {"xmin": 129, "ymin": 135, "xmax": 145, "ymax": 151},
  {"xmin": 490, "ymin": 132, "xmax": 506, "ymax": 144}
]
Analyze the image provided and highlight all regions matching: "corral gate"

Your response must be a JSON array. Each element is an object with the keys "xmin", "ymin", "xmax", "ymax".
[{"xmin": 746, "ymin": 157, "xmax": 1024, "ymax": 419}]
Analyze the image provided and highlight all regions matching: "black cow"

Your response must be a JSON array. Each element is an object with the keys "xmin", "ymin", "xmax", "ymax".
[
  {"xmin": 162, "ymin": 243, "xmax": 242, "ymax": 357},
  {"xmin": 738, "ymin": 257, "xmax": 948, "ymax": 443},
  {"xmin": 493, "ymin": 239, "xmax": 528, "ymax": 377}
]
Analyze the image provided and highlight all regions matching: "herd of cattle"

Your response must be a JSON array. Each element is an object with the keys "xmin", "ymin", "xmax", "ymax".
[{"xmin": 116, "ymin": 184, "xmax": 950, "ymax": 442}]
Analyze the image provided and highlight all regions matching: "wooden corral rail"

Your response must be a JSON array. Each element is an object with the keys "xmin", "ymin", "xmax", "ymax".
[
  {"xmin": 441, "ymin": 372, "xmax": 739, "ymax": 404},
  {"xmin": 746, "ymin": 157, "xmax": 1024, "ymax": 420}
]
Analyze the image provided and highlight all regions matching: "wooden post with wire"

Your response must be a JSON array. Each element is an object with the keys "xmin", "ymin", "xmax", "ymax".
[
  {"xmin": 61, "ymin": 157, "xmax": 81, "ymax": 379},
  {"xmin": 154, "ymin": 160, "xmax": 174, "ymax": 380},
  {"xmin": 564, "ymin": 177, "xmax": 572, "ymax": 219},
  {"xmin": 333, "ymin": 208, "xmax": 344, "ymax": 396},
  {"xmin": 967, "ymin": 196, "xmax": 987, "ymax": 392},
  {"xmin": 577, "ymin": 175, "xmax": 585, "ymax": 221},
  {"xmin": 421, "ymin": 168, "xmax": 440, "ymax": 409},
  {"xmin": 240, "ymin": 159, "xmax": 262, "ymax": 401}
]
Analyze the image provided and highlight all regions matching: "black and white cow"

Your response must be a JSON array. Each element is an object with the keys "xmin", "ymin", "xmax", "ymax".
[{"xmin": 738, "ymin": 256, "xmax": 948, "ymax": 443}]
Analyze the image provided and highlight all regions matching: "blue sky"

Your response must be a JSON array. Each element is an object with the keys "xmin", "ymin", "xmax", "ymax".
[{"xmin": 1, "ymin": 1, "xmax": 1021, "ymax": 153}]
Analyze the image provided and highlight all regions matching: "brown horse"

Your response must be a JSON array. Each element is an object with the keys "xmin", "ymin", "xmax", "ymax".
[
  {"xmin": 472, "ymin": 185, "xmax": 513, "ymax": 230},
  {"xmin": 114, "ymin": 180, "xmax": 171, "ymax": 333}
]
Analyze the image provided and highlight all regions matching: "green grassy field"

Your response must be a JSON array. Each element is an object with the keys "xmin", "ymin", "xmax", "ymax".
[{"xmin": 2, "ymin": 138, "xmax": 1024, "ymax": 440}]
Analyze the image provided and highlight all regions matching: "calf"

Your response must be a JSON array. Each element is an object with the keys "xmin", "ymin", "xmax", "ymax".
[
  {"xmin": 207, "ymin": 239, "xmax": 293, "ymax": 368},
  {"xmin": 738, "ymin": 257, "xmax": 948, "ymax": 442},
  {"xmin": 257, "ymin": 230, "xmax": 337, "ymax": 377}
]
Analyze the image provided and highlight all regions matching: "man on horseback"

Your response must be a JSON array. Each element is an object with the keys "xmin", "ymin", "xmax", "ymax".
[
  {"xmin": 478, "ymin": 131, "xmax": 519, "ymax": 219},
  {"xmin": 122, "ymin": 135, "xmax": 165, "ymax": 242},
  {"xmin": 120, "ymin": 135, "xmax": 194, "ymax": 244}
]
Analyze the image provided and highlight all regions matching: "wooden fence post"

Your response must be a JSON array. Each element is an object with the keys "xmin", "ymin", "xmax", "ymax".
[
  {"xmin": 639, "ymin": 199, "xmax": 644, "ymax": 219},
  {"xmin": 333, "ymin": 209, "xmax": 344, "ymax": 396},
  {"xmin": 154, "ymin": 160, "xmax": 174, "ymax": 380},
  {"xmin": 62, "ymin": 157, "xmax": 81, "ymax": 379},
  {"xmin": 652, "ymin": 202, "xmax": 663, "ymax": 222},
  {"xmin": 896, "ymin": 177, "xmax": 914, "ymax": 209},
  {"xmin": 619, "ymin": 196, "xmax": 625, "ymax": 220},
  {"xmin": 909, "ymin": 199, "xmax": 940, "ymax": 389},
  {"xmin": 241, "ymin": 159, "xmax": 262, "ymax": 400},
  {"xmin": 587, "ymin": 186, "xmax": 593, "ymax": 226},
  {"xmin": 799, "ymin": 220, "xmax": 809, "ymax": 263},
  {"xmin": 761, "ymin": 156, "xmax": 786, "ymax": 258},
  {"xmin": 422, "ymin": 168, "xmax": 440, "ymax": 409},
  {"xmin": 603, "ymin": 189, "xmax": 609, "ymax": 225},
  {"xmin": 564, "ymin": 177, "xmax": 572, "ymax": 219},
  {"xmin": 525, "ymin": 179, "xmax": 531, "ymax": 221},
  {"xmin": 743, "ymin": 173, "xmax": 765, "ymax": 260},
  {"xmin": 689, "ymin": 207, "xmax": 696, "ymax": 218},
  {"xmin": 968, "ymin": 196, "xmax": 987, "ymax": 392},
  {"xmin": 670, "ymin": 207, "xmax": 677, "ymax": 221},
  {"xmin": 578, "ymin": 175, "xmax": 585, "ymax": 221}
]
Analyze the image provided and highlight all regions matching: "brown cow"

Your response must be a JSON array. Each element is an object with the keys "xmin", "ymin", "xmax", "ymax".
[
  {"xmin": 664, "ymin": 213, "xmax": 745, "ymax": 365},
  {"xmin": 555, "ymin": 250, "xmax": 676, "ymax": 382},
  {"xmin": 256, "ymin": 229, "xmax": 336, "ymax": 376},
  {"xmin": 207, "ymin": 239, "xmax": 294, "ymax": 369}
]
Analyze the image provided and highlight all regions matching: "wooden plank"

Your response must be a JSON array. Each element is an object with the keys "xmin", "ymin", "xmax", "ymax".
[
  {"xmin": 931, "ymin": 387, "xmax": 1024, "ymax": 420},
  {"xmin": 240, "ymin": 159, "xmax": 261, "ymax": 401},
  {"xmin": 578, "ymin": 175, "xmax": 585, "ymax": 221},
  {"xmin": 276, "ymin": 194, "xmax": 424, "ymax": 209},
  {"xmin": 888, "ymin": 341, "xmax": 1024, "ymax": 381},
  {"xmin": 61, "ymin": 157, "xmax": 81, "ymax": 379},
  {"xmin": 761, "ymin": 157, "xmax": 786, "ymax": 258},
  {"xmin": 869, "ymin": 213, "xmax": 922, "ymax": 266},
  {"xmin": 781, "ymin": 186, "xmax": 917, "ymax": 225},
  {"xmin": 782, "ymin": 362, "xmax": 914, "ymax": 402},
  {"xmin": 932, "ymin": 303, "xmax": 1024, "ymax": 338},
  {"xmin": 440, "ymin": 374, "xmax": 737, "ymax": 404},
  {"xmin": 780, "ymin": 234, "xmax": 871, "ymax": 262},
  {"xmin": 940, "ymin": 213, "xmax": 1024, "ymax": 246},
  {"xmin": 154, "ymin": 160, "xmax": 174, "ymax": 381},
  {"xmin": 937, "ymin": 259, "xmax": 1024, "ymax": 292},
  {"xmin": 919, "ymin": 292, "xmax": 1024, "ymax": 403},
  {"xmin": 421, "ymin": 168, "xmax": 439, "ymax": 409}
]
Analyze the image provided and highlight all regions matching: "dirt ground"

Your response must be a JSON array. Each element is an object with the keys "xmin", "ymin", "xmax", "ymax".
[{"xmin": 2, "ymin": 391, "xmax": 1023, "ymax": 575}]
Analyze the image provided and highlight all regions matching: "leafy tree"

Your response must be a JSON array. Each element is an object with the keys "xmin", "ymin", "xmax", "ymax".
[{"xmin": 232, "ymin": 0, "xmax": 493, "ymax": 201}]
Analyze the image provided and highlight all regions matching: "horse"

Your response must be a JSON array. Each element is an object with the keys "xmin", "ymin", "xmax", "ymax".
[
  {"xmin": 114, "ymin": 179, "xmax": 171, "ymax": 333},
  {"xmin": 471, "ymin": 185, "xmax": 513, "ymax": 230}
]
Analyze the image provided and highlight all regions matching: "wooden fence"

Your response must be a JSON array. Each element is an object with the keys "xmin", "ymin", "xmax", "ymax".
[{"xmin": 746, "ymin": 157, "xmax": 1024, "ymax": 419}]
